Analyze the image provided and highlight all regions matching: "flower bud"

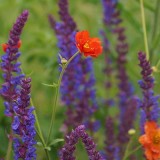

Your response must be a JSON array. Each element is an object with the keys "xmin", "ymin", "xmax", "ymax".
[
  {"xmin": 128, "ymin": 129, "xmax": 136, "ymax": 135},
  {"xmin": 61, "ymin": 58, "xmax": 67, "ymax": 64}
]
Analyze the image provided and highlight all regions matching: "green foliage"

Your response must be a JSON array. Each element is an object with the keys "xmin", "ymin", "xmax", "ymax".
[{"xmin": 0, "ymin": 0, "xmax": 160, "ymax": 159}]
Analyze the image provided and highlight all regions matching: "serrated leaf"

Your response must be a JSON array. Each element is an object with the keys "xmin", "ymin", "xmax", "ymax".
[{"xmin": 49, "ymin": 138, "xmax": 64, "ymax": 147}]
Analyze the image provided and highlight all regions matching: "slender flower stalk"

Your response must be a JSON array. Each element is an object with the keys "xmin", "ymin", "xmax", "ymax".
[
  {"xmin": 140, "ymin": 0, "xmax": 149, "ymax": 60},
  {"xmin": 12, "ymin": 78, "xmax": 36, "ymax": 160},
  {"xmin": 60, "ymin": 125, "xmax": 104, "ymax": 160},
  {"xmin": 47, "ymin": 51, "xmax": 79, "ymax": 144},
  {"xmin": 48, "ymin": 0, "xmax": 99, "ymax": 134}
]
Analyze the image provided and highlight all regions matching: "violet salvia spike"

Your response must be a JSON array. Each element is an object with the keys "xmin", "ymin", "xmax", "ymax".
[
  {"xmin": 60, "ymin": 125, "xmax": 104, "ymax": 160},
  {"xmin": 104, "ymin": 117, "xmax": 116, "ymax": 160},
  {"xmin": 12, "ymin": 77, "xmax": 36, "ymax": 160},
  {"xmin": 99, "ymin": 30, "xmax": 115, "ymax": 107},
  {"xmin": 101, "ymin": 0, "xmax": 137, "ymax": 158},
  {"xmin": 0, "ymin": 10, "xmax": 29, "ymax": 116},
  {"xmin": 138, "ymin": 52, "xmax": 160, "ymax": 132},
  {"xmin": 48, "ymin": 0, "xmax": 99, "ymax": 133}
]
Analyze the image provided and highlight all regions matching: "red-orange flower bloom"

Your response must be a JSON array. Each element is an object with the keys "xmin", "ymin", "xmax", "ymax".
[
  {"xmin": 75, "ymin": 31, "xmax": 103, "ymax": 57},
  {"xmin": 139, "ymin": 121, "xmax": 160, "ymax": 160},
  {"xmin": 2, "ymin": 40, "xmax": 22, "ymax": 52}
]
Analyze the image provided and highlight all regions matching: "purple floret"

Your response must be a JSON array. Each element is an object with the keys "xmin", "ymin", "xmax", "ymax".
[
  {"xmin": 0, "ymin": 10, "xmax": 29, "ymax": 116},
  {"xmin": 138, "ymin": 52, "xmax": 160, "ymax": 132},
  {"xmin": 12, "ymin": 78, "xmax": 36, "ymax": 160},
  {"xmin": 48, "ymin": 0, "xmax": 99, "ymax": 133},
  {"xmin": 60, "ymin": 125, "xmax": 104, "ymax": 160}
]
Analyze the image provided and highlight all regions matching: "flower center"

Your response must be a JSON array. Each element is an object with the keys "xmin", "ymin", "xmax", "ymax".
[
  {"xmin": 83, "ymin": 43, "xmax": 89, "ymax": 49},
  {"xmin": 153, "ymin": 133, "xmax": 160, "ymax": 144}
]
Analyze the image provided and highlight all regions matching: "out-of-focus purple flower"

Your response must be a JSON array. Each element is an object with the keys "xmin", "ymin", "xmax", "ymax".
[
  {"xmin": 99, "ymin": 30, "xmax": 115, "ymax": 107},
  {"xmin": 117, "ymin": 97, "xmax": 137, "ymax": 143},
  {"xmin": 12, "ymin": 78, "xmax": 36, "ymax": 160},
  {"xmin": 60, "ymin": 125, "xmax": 104, "ymax": 160},
  {"xmin": 0, "ymin": 10, "xmax": 28, "ymax": 116},
  {"xmin": 104, "ymin": 117, "xmax": 116, "ymax": 160},
  {"xmin": 48, "ymin": 0, "xmax": 98, "ymax": 133},
  {"xmin": 101, "ymin": 0, "xmax": 137, "ymax": 158},
  {"xmin": 138, "ymin": 52, "xmax": 160, "ymax": 132},
  {"xmin": 84, "ymin": 120, "xmax": 101, "ymax": 133},
  {"xmin": 101, "ymin": 0, "xmax": 119, "ymax": 27}
]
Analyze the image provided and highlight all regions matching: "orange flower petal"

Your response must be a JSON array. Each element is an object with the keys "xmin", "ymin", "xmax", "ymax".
[
  {"xmin": 139, "ymin": 121, "xmax": 160, "ymax": 160},
  {"xmin": 2, "ymin": 43, "xmax": 8, "ymax": 52},
  {"xmin": 75, "ymin": 31, "xmax": 103, "ymax": 58},
  {"xmin": 145, "ymin": 149, "xmax": 153, "ymax": 160},
  {"xmin": 18, "ymin": 40, "xmax": 22, "ymax": 48}
]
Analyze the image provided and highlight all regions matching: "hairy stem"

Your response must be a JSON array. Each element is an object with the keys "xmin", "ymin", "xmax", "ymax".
[{"xmin": 46, "ymin": 51, "xmax": 79, "ymax": 144}]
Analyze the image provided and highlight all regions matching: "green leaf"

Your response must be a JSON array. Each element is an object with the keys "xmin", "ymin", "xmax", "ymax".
[
  {"xmin": 135, "ymin": 0, "xmax": 155, "ymax": 12},
  {"xmin": 41, "ymin": 83, "xmax": 58, "ymax": 88},
  {"xmin": 49, "ymin": 138, "xmax": 64, "ymax": 147},
  {"xmin": 45, "ymin": 147, "xmax": 51, "ymax": 151},
  {"xmin": 37, "ymin": 142, "xmax": 43, "ymax": 146},
  {"xmin": 152, "ymin": 32, "xmax": 160, "ymax": 50},
  {"xmin": 118, "ymin": 3, "xmax": 141, "ymax": 32}
]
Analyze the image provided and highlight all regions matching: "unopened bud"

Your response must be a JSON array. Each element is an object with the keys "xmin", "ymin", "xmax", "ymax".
[
  {"xmin": 61, "ymin": 58, "xmax": 67, "ymax": 64},
  {"xmin": 152, "ymin": 66, "xmax": 158, "ymax": 73},
  {"xmin": 128, "ymin": 129, "xmax": 136, "ymax": 135}
]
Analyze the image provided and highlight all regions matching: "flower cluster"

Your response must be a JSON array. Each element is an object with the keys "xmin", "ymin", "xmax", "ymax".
[
  {"xmin": 139, "ymin": 121, "xmax": 160, "ymax": 160},
  {"xmin": 0, "ymin": 10, "xmax": 28, "ymax": 116},
  {"xmin": 60, "ymin": 125, "xmax": 104, "ymax": 160},
  {"xmin": 76, "ymin": 30, "xmax": 102, "ymax": 57},
  {"xmin": 12, "ymin": 78, "xmax": 36, "ymax": 160},
  {"xmin": 138, "ymin": 52, "xmax": 160, "ymax": 132},
  {"xmin": 101, "ymin": 0, "xmax": 137, "ymax": 158},
  {"xmin": 48, "ymin": 0, "xmax": 99, "ymax": 133}
]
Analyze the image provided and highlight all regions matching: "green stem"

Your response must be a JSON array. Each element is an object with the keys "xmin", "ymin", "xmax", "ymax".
[
  {"xmin": 123, "ymin": 145, "xmax": 142, "ymax": 160},
  {"xmin": 21, "ymin": 64, "xmax": 50, "ymax": 159},
  {"xmin": 46, "ymin": 51, "xmax": 79, "ymax": 144},
  {"xmin": 31, "ymin": 99, "xmax": 50, "ymax": 160},
  {"xmin": 140, "ymin": 0, "xmax": 149, "ymax": 60},
  {"xmin": 156, "ymin": 59, "xmax": 160, "ymax": 68},
  {"xmin": 36, "ymin": 128, "xmax": 50, "ymax": 160},
  {"xmin": 150, "ymin": 0, "xmax": 160, "ymax": 62},
  {"xmin": 6, "ymin": 129, "xmax": 13, "ymax": 160},
  {"xmin": 122, "ymin": 138, "xmax": 132, "ymax": 160}
]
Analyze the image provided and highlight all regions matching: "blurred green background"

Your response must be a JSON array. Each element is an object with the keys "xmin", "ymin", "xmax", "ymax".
[{"xmin": 0, "ymin": 0, "xmax": 160, "ymax": 159}]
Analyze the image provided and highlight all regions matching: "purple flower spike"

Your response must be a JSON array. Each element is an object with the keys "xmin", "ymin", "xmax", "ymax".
[
  {"xmin": 104, "ymin": 117, "xmax": 116, "ymax": 160},
  {"xmin": 101, "ymin": 0, "xmax": 137, "ymax": 158},
  {"xmin": 49, "ymin": 0, "xmax": 98, "ymax": 133},
  {"xmin": 0, "ymin": 10, "xmax": 29, "ymax": 116},
  {"xmin": 60, "ymin": 125, "xmax": 104, "ymax": 160},
  {"xmin": 12, "ymin": 78, "xmax": 36, "ymax": 160},
  {"xmin": 138, "ymin": 52, "xmax": 160, "ymax": 132},
  {"xmin": 8, "ymin": 10, "xmax": 28, "ymax": 53}
]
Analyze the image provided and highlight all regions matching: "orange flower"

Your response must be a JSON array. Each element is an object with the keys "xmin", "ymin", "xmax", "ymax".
[
  {"xmin": 75, "ymin": 31, "xmax": 103, "ymax": 57},
  {"xmin": 2, "ymin": 40, "xmax": 22, "ymax": 52},
  {"xmin": 139, "ymin": 121, "xmax": 160, "ymax": 160}
]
